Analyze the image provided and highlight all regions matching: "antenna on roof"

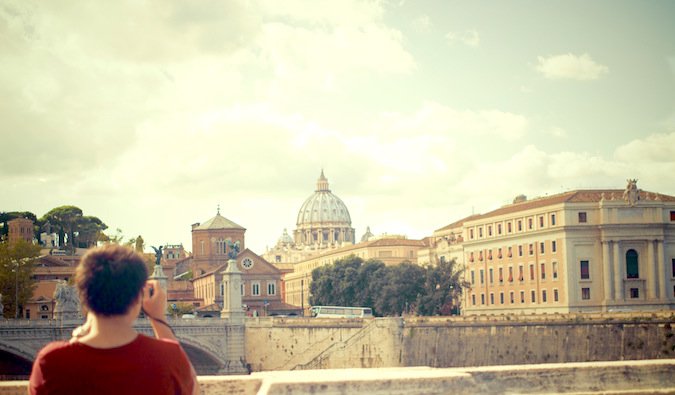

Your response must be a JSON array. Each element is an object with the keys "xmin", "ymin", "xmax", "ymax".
[{"xmin": 217, "ymin": 204, "xmax": 220, "ymax": 215}]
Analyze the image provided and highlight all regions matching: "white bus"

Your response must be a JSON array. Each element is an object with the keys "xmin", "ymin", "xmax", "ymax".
[{"xmin": 310, "ymin": 306, "xmax": 373, "ymax": 318}]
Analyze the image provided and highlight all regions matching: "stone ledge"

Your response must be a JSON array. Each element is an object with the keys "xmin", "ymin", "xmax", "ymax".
[{"xmin": 2, "ymin": 359, "xmax": 673, "ymax": 395}]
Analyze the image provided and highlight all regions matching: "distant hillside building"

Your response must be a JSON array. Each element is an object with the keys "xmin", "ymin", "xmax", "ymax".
[
  {"xmin": 263, "ymin": 171, "xmax": 356, "ymax": 264},
  {"xmin": 8, "ymin": 218, "xmax": 34, "ymax": 245},
  {"xmin": 430, "ymin": 180, "xmax": 675, "ymax": 315}
]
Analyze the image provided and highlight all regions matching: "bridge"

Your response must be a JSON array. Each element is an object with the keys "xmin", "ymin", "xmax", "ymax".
[{"xmin": 0, "ymin": 318, "xmax": 247, "ymax": 378}]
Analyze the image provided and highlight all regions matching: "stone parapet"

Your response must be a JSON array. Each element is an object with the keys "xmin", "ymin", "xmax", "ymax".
[{"xmin": 2, "ymin": 359, "xmax": 674, "ymax": 394}]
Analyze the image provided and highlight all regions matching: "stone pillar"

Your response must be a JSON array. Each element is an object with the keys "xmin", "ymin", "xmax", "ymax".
[
  {"xmin": 602, "ymin": 241, "xmax": 612, "ymax": 303},
  {"xmin": 150, "ymin": 263, "xmax": 168, "ymax": 291},
  {"xmin": 613, "ymin": 241, "xmax": 622, "ymax": 301},
  {"xmin": 656, "ymin": 241, "xmax": 666, "ymax": 300},
  {"xmin": 647, "ymin": 240, "xmax": 657, "ymax": 300},
  {"xmin": 221, "ymin": 259, "xmax": 245, "ymax": 322}
]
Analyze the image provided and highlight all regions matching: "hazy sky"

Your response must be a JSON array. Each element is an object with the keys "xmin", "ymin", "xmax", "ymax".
[{"xmin": 2, "ymin": 1, "xmax": 674, "ymax": 253}]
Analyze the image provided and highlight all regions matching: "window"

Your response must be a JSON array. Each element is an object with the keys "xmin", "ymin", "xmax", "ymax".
[
  {"xmin": 252, "ymin": 282, "xmax": 260, "ymax": 296},
  {"xmin": 200, "ymin": 240, "xmax": 205, "ymax": 255},
  {"xmin": 671, "ymin": 211, "xmax": 675, "ymax": 221},
  {"xmin": 552, "ymin": 240, "xmax": 557, "ymax": 253},
  {"xmin": 216, "ymin": 238, "xmax": 226, "ymax": 255},
  {"xmin": 479, "ymin": 227, "xmax": 483, "ymax": 238},
  {"xmin": 470, "ymin": 252, "xmax": 474, "ymax": 262},
  {"xmin": 520, "ymin": 291, "xmax": 525, "ymax": 303},
  {"xmin": 489, "ymin": 268, "xmax": 494, "ymax": 284},
  {"xmin": 542, "ymin": 290, "xmax": 547, "ymax": 303},
  {"xmin": 518, "ymin": 265, "xmax": 524, "ymax": 282},
  {"xmin": 26, "ymin": 309, "xmax": 30, "ymax": 319},
  {"xmin": 539, "ymin": 216, "xmax": 544, "ymax": 227},
  {"xmin": 471, "ymin": 271, "xmax": 475, "ymax": 285},
  {"xmin": 528, "ymin": 218, "xmax": 533, "ymax": 230},
  {"xmin": 518, "ymin": 220, "xmax": 523, "ymax": 231},
  {"xmin": 241, "ymin": 283, "xmax": 245, "ymax": 296},
  {"xmin": 488, "ymin": 225, "xmax": 492, "ymax": 236},
  {"xmin": 481, "ymin": 294, "xmax": 485, "ymax": 305},
  {"xmin": 499, "ymin": 267, "xmax": 504, "ymax": 283},
  {"xmin": 581, "ymin": 287, "xmax": 590, "ymax": 300},
  {"xmin": 578, "ymin": 212, "xmax": 587, "ymax": 223},
  {"xmin": 508, "ymin": 246, "xmax": 513, "ymax": 258},
  {"xmin": 551, "ymin": 214, "xmax": 556, "ymax": 226},
  {"xmin": 629, "ymin": 288, "xmax": 639, "ymax": 299},
  {"xmin": 500, "ymin": 292, "xmax": 504, "ymax": 304},
  {"xmin": 480, "ymin": 269, "xmax": 484, "ymax": 285},
  {"xmin": 470, "ymin": 229, "xmax": 474, "ymax": 239},
  {"xmin": 510, "ymin": 291, "xmax": 515, "ymax": 304},
  {"xmin": 540, "ymin": 242, "xmax": 545, "ymax": 254},
  {"xmin": 507, "ymin": 222, "xmax": 512, "ymax": 233},
  {"xmin": 626, "ymin": 249, "xmax": 639, "ymax": 279},
  {"xmin": 488, "ymin": 250, "xmax": 493, "ymax": 260},
  {"xmin": 508, "ymin": 267, "xmax": 514, "ymax": 282},
  {"xmin": 472, "ymin": 294, "xmax": 476, "ymax": 305},
  {"xmin": 672, "ymin": 259, "xmax": 675, "ymax": 278},
  {"xmin": 498, "ymin": 224, "xmax": 502, "ymax": 234},
  {"xmin": 529, "ymin": 264, "xmax": 535, "ymax": 280},
  {"xmin": 552, "ymin": 262, "xmax": 558, "ymax": 279},
  {"xmin": 518, "ymin": 245, "xmax": 523, "ymax": 257},
  {"xmin": 490, "ymin": 293, "xmax": 494, "ymax": 305},
  {"xmin": 580, "ymin": 260, "xmax": 590, "ymax": 280},
  {"xmin": 541, "ymin": 263, "xmax": 546, "ymax": 280},
  {"xmin": 479, "ymin": 251, "xmax": 483, "ymax": 261},
  {"xmin": 528, "ymin": 244, "xmax": 533, "ymax": 256},
  {"xmin": 267, "ymin": 282, "xmax": 276, "ymax": 295},
  {"xmin": 531, "ymin": 290, "xmax": 536, "ymax": 303},
  {"xmin": 554, "ymin": 289, "xmax": 559, "ymax": 302},
  {"xmin": 220, "ymin": 283, "xmax": 224, "ymax": 296},
  {"xmin": 498, "ymin": 248, "xmax": 502, "ymax": 259}
]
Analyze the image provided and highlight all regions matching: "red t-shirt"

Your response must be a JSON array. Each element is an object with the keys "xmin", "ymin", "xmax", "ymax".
[{"xmin": 29, "ymin": 334, "xmax": 194, "ymax": 395}]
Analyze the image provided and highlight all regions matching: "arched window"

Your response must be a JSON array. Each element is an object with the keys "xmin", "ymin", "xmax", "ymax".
[{"xmin": 626, "ymin": 249, "xmax": 639, "ymax": 279}]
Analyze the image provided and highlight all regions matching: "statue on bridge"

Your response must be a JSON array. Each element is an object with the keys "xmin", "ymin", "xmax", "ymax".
[
  {"xmin": 152, "ymin": 245, "xmax": 163, "ymax": 266},
  {"xmin": 54, "ymin": 281, "xmax": 81, "ymax": 320},
  {"xmin": 226, "ymin": 240, "xmax": 240, "ymax": 260}
]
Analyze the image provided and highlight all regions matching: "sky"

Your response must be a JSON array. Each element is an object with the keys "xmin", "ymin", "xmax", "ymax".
[{"xmin": 1, "ymin": 1, "xmax": 675, "ymax": 254}]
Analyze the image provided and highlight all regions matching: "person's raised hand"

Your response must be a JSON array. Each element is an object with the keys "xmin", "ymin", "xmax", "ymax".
[{"xmin": 142, "ymin": 280, "xmax": 166, "ymax": 320}]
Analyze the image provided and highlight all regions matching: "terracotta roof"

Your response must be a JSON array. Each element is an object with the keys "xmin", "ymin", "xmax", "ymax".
[
  {"xmin": 29, "ymin": 281, "xmax": 59, "ymax": 302},
  {"xmin": 193, "ymin": 213, "xmax": 245, "ymax": 230},
  {"xmin": 435, "ymin": 214, "xmax": 482, "ymax": 232},
  {"xmin": 368, "ymin": 238, "xmax": 425, "ymax": 247},
  {"xmin": 469, "ymin": 189, "xmax": 675, "ymax": 222}
]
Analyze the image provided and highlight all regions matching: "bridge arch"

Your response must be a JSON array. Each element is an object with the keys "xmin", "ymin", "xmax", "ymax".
[
  {"xmin": 176, "ymin": 337, "xmax": 228, "ymax": 375},
  {"xmin": 0, "ymin": 341, "xmax": 35, "ymax": 378}
]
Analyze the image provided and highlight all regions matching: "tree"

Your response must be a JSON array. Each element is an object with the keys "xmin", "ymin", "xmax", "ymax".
[
  {"xmin": 310, "ymin": 255, "xmax": 364, "ymax": 307},
  {"xmin": 0, "ymin": 239, "xmax": 41, "ymax": 318},
  {"xmin": 416, "ymin": 257, "xmax": 469, "ymax": 316},
  {"xmin": 372, "ymin": 262, "xmax": 425, "ymax": 316},
  {"xmin": 76, "ymin": 215, "xmax": 108, "ymax": 248},
  {"xmin": 40, "ymin": 206, "xmax": 83, "ymax": 252}
]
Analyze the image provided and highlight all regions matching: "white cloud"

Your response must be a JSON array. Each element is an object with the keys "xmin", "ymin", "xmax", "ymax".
[
  {"xmin": 614, "ymin": 132, "xmax": 675, "ymax": 163},
  {"xmin": 535, "ymin": 53, "xmax": 608, "ymax": 80},
  {"xmin": 411, "ymin": 15, "xmax": 432, "ymax": 33},
  {"xmin": 445, "ymin": 29, "xmax": 480, "ymax": 47}
]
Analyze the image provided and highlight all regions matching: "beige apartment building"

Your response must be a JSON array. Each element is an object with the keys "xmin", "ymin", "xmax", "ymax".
[
  {"xmin": 283, "ymin": 236, "xmax": 426, "ymax": 314},
  {"xmin": 457, "ymin": 183, "xmax": 675, "ymax": 315}
]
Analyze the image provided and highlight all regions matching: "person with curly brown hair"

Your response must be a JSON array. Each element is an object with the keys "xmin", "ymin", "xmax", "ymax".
[{"xmin": 29, "ymin": 244, "xmax": 198, "ymax": 395}]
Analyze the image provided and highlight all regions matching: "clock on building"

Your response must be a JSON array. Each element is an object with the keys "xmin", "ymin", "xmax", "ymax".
[{"xmin": 241, "ymin": 258, "xmax": 254, "ymax": 270}]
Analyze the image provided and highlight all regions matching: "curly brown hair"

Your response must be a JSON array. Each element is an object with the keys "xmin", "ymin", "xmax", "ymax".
[{"xmin": 76, "ymin": 244, "xmax": 148, "ymax": 316}]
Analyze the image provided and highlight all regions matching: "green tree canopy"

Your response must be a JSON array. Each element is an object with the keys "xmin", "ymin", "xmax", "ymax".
[
  {"xmin": 39, "ymin": 206, "xmax": 108, "ymax": 251},
  {"xmin": 308, "ymin": 255, "xmax": 469, "ymax": 317},
  {"xmin": 0, "ymin": 239, "xmax": 41, "ymax": 318},
  {"xmin": 0, "ymin": 211, "xmax": 39, "ymax": 241}
]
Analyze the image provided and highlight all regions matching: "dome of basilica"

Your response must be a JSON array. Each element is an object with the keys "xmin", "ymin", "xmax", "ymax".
[{"xmin": 296, "ymin": 170, "xmax": 352, "ymax": 226}]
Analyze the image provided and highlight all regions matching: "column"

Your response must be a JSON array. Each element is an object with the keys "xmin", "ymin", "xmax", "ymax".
[
  {"xmin": 646, "ymin": 240, "xmax": 656, "ymax": 300},
  {"xmin": 657, "ymin": 241, "xmax": 666, "ymax": 300},
  {"xmin": 602, "ymin": 241, "xmax": 613, "ymax": 302},
  {"xmin": 613, "ymin": 241, "xmax": 622, "ymax": 300}
]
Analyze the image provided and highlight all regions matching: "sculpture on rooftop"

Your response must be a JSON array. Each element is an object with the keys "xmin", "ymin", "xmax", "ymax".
[
  {"xmin": 226, "ymin": 240, "xmax": 240, "ymax": 260},
  {"xmin": 623, "ymin": 179, "xmax": 640, "ymax": 207},
  {"xmin": 152, "ymin": 245, "xmax": 163, "ymax": 266}
]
